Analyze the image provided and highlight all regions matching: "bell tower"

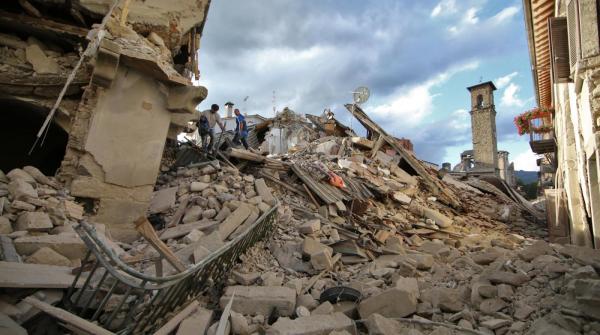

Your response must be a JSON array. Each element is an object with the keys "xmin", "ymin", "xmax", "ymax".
[{"xmin": 467, "ymin": 81, "xmax": 498, "ymax": 173}]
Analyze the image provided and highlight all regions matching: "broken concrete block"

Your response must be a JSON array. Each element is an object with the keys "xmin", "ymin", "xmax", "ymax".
[
  {"xmin": 299, "ymin": 219, "xmax": 321, "ymax": 234},
  {"xmin": 14, "ymin": 233, "xmax": 86, "ymax": 259},
  {"xmin": 254, "ymin": 178, "xmax": 276, "ymax": 206},
  {"xmin": 232, "ymin": 271, "xmax": 260, "ymax": 286},
  {"xmin": 220, "ymin": 286, "xmax": 296, "ymax": 316},
  {"xmin": 25, "ymin": 44, "xmax": 59, "ymax": 74},
  {"xmin": 183, "ymin": 206, "xmax": 203, "ymax": 223},
  {"xmin": 302, "ymin": 237, "xmax": 333, "ymax": 258},
  {"xmin": 358, "ymin": 287, "xmax": 417, "ymax": 319},
  {"xmin": 487, "ymin": 271, "xmax": 529, "ymax": 286},
  {"xmin": 16, "ymin": 212, "xmax": 53, "ymax": 231},
  {"xmin": 183, "ymin": 229, "xmax": 204, "ymax": 244},
  {"xmin": 10, "ymin": 200, "xmax": 35, "ymax": 212},
  {"xmin": 192, "ymin": 245, "xmax": 210, "ymax": 264},
  {"xmin": 268, "ymin": 312, "xmax": 353, "ymax": 335},
  {"xmin": 25, "ymin": 247, "xmax": 71, "ymax": 266},
  {"xmin": 0, "ymin": 217, "xmax": 12, "ymax": 235},
  {"xmin": 190, "ymin": 182, "xmax": 210, "ymax": 192},
  {"xmin": 312, "ymin": 301, "xmax": 334, "ymax": 315},
  {"xmin": 6, "ymin": 169, "xmax": 36, "ymax": 184},
  {"xmin": 365, "ymin": 313, "xmax": 406, "ymax": 335},
  {"xmin": 202, "ymin": 209, "xmax": 217, "ymax": 219},
  {"xmin": 8, "ymin": 180, "xmax": 37, "ymax": 200},
  {"xmin": 218, "ymin": 204, "xmax": 252, "ymax": 240},
  {"xmin": 214, "ymin": 207, "xmax": 231, "ymax": 222},
  {"xmin": 391, "ymin": 191, "xmax": 412, "ymax": 205},
  {"xmin": 479, "ymin": 298, "xmax": 507, "ymax": 314},
  {"xmin": 149, "ymin": 186, "xmax": 178, "ymax": 214},
  {"xmin": 394, "ymin": 276, "xmax": 419, "ymax": 299},
  {"xmin": 518, "ymin": 240, "xmax": 553, "ymax": 261},
  {"xmin": 311, "ymin": 248, "xmax": 333, "ymax": 271},
  {"xmin": 431, "ymin": 287, "xmax": 464, "ymax": 313},
  {"xmin": 176, "ymin": 306, "xmax": 214, "ymax": 335}
]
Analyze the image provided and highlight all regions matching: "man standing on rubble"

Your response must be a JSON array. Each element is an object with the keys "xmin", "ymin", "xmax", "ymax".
[
  {"xmin": 233, "ymin": 108, "xmax": 249, "ymax": 150},
  {"xmin": 200, "ymin": 104, "xmax": 225, "ymax": 151}
]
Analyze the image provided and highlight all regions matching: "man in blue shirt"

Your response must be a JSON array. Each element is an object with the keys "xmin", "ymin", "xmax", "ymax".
[{"xmin": 234, "ymin": 108, "xmax": 249, "ymax": 150}]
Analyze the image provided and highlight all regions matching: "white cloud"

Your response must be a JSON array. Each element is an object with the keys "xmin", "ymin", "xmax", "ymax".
[
  {"xmin": 431, "ymin": 0, "xmax": 457, "ymax": 18},
  {"xmin": 490, "ymin": 6, "xmax": 520, "ymax": 24},
  {"xmin": 495, "ymin": 71, "xmax": 518, "ymax": 89},
  {"xmin": 367, "ymin": 61, "xmax": 479, "ymax": 126},
  {"xmin": 513, "ymin": 149, "xmax": 539, "ymax": 171},
  {"xmin": 464, "ymin": 8, "xmax": 479, "ymax": 24},
  {"xmin": 501, "ymin": 82, "xmax": 525, "ymax": 107}
]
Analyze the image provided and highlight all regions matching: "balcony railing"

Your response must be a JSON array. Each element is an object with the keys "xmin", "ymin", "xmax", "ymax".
[{"xmin": 529, "ymin": 114, "xmax": 556, "ymax": 154}]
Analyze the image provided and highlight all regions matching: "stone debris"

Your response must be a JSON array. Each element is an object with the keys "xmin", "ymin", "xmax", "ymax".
[{"xmin": 0, "ymin": 64, "xmax": 598, "ymax": 335}]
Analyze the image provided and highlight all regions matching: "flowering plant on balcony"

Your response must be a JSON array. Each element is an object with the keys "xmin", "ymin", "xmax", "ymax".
[{"xmin": 514, "ymin": 107, "xmax": 554, "ymax": 135}]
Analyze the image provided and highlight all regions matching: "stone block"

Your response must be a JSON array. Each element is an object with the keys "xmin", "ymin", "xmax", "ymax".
[
  {"xmin": 14, "ymin": 233, "xmax": 86, "ymax": 259},
  {"xmin": 358, "ymin": 287, "xmax": 417, "ymax": 319},
  {"xmin": 254, "ymin": 179, "xmax": 276, "ymax": 206},
  {"xmin": 365, "ymin": 313, "xmax": 405, "ymax": 335},
  {"xmin": 25, "ymin": 44, "xmax": 59, "ymax": 74},
  {"xmin": 183, "ymin": 206, "xmax": 203, "ymax": 223},
  {"xmin": 394, "ymin": 276, "xmax": 419, "ymax": 299},
  {"xmin": 22, "ymin": 166, "xmax": 54, "ymax": 187},
  {"xmin": 0, "ymin": 217, "xmax": 12, "ymax": 234},
  {"xmin": 6, "ymin": 169, "xmax": 36, "ymax": 184},
  {"xmin": 218, "ymin": 204, "xmax": 252, "ymax": 240},
  {"xmin": 190, "ymin": 182, "xmax": 210, "ymax": 192},
  {"xmin": 311, "ymin": 248, "xmax": 333, "ymax": 271},
  {"xmin": 312, "ymin": 301, "xmax": 334, "ymax": 315},
  {"xmin": 8, "ymin": 180, "xmax": 37, "ymax": 200},
  {"xmin": 16, "ymin": 212, "xmax": 53, "ymax": 231},
  {"xmin": 183, "ymin": 229, "xmax": 204, "ymax": 244},
  {"xmin": 176, "ymin": 306, "xmax": 213, "ymax": 335},
  {"xmin": 148, "ymin": 186, "xmax": 178, "ymax": 214},
  {"xmin": 25, "ymin": 247, "xmax": 71, "ymax": 266},
  {"xmin": 268, "ymin": 312, "xmax": 353, "ymax": 335},
  {"xmin": 302, "ymin": 237, "xmax": 332, "ymax": 258},
  {"xmin": 219, "ymin": 286, "xmax": 296, "ymax": 316}
]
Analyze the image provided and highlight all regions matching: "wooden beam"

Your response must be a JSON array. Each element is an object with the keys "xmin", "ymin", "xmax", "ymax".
[
  {"xmin": 23, "ymin": 296, "xmax": 115, "ymax": 335},
  {"xmin": 135, "ymin": 217, "xmax": 187, "ymax": 273}
]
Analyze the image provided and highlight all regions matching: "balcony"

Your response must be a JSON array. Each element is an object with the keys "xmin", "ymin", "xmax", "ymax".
[
  {"xmin": 515, "ymin": 107, "xmax": 556, "ymax": 154},
  {"xmin": 529, "ymin": 116, "xmax": 556, "ymax": 154}
]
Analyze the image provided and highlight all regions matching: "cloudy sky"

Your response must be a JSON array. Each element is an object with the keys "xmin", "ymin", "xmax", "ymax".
[{"xmin": 195, "ymin": 0, "xmax": 539, "ymax": 170}]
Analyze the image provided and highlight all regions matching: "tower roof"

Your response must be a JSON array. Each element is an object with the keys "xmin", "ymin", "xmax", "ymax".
[{"xmin": 467, "ymin": 81, "xmax": 497, "ymax": 92}]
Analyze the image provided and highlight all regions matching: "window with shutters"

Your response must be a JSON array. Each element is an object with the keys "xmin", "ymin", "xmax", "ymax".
[
  {"xmin": 549, "ymin": 17, "xmax": 571, "ymax": 83},
  {"xmin": 567, "ymin": 0, "xmax": 582, "ymax": 69}
]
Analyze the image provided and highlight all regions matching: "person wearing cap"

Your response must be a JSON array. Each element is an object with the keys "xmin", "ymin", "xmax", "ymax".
[
  {"xmin": 233, "ymin": 108, "xmax": 249, "ymax": 150},
  {"xmin": 199, "ymin": 104, "xmax": 225, "ymax": 151}
]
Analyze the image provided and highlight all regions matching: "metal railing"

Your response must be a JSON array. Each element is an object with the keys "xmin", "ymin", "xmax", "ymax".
[{"xmin": 64, "ymin": 204, "xmax": 279, "ymax": 334}]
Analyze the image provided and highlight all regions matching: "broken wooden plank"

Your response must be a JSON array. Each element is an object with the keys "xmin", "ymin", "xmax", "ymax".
[
  {"xmin": 23, "ymin": 296, "xmax": 115, "ymax": 335},
  {"xmin": 303, "ymin": 184, "xmax": 320, "ymax": 208},
  {"xmin": 167, "ymin": 197, "xmax": 190, "ymax": 228},
  {"xmin": 135, "ymin": 217, "xmax": 187, "ymax": 273},
  {"xmin": 0, "ymin": 262, "xmax": 77, "ymax": 288},
  {"xmin": 0, "ymin": 10, "xmax": 87, "ymax": 46}
]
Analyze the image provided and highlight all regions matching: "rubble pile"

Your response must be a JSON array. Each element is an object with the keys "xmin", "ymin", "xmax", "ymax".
[{"xmin": 0, "ymin": 166, "xmax": 88, "ymax": 266}]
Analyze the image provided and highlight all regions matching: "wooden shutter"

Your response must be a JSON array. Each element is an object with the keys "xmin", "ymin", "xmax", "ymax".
[
  {"xmin": 549, "ymin": 17, "xmax": 571, "ymax": 83},
  {"xmin": 567, "ymin": 0, "xmax": 581, "ymax": 69}
]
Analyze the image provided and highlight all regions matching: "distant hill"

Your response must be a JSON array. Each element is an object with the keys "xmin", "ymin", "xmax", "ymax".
[{"xmin": 515, "ymin": 170, "xmax": 538, "ymax": 184}]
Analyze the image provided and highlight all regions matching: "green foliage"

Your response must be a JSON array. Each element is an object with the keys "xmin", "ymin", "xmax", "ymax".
[{"xmin": 516, "ymin": 178, "xmax": 538, "ymax": 200}]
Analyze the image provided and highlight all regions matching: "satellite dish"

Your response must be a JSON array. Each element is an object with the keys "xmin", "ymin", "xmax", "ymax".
[{"xmin": 353, "ymin": 86, "xmax": 370, "ymax": 105}]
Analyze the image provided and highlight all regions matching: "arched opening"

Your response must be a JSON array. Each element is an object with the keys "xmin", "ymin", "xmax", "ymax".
[
  {"xmin": 0, "ymin": 99, "xmax": 68, "ymax": 176},
  {"xmin": 476, "ymin": 94, "xmax": 483, "ymax": 108}
]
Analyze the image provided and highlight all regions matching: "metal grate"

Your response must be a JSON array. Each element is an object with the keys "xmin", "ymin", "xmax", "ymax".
[
  {"xmin": 64, "ymin": 204, "xmax": 279, "ymax": 334},
  {"xmin": 567, "ymin": 0, "xmax": 581, "ymax": 69}
]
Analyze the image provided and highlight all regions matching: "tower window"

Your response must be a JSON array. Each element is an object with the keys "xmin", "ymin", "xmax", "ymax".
[{"xmin": 476, "ymin": 94, "xmax": 483, "ymax": 108}]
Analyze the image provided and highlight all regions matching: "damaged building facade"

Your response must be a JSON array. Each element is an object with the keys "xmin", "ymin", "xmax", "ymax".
[
  {"xmin": 523, "ymin": 0, "xmax": 600, "ymax": 247},
  {"xmin": 0, "ymin": 0, "xmax": 211, "ymax": 241},
  {"xmin": 449, "ymin": 81, "xmax": 516, "ymax": 187}
]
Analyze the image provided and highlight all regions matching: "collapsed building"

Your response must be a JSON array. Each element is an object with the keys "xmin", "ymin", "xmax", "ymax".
[
  {"xmin": 0, "ymin": 0, "xmax": 211, "ymax": 241},
  {"xmin": 1, "ymin": 1, "xmax": 600, "ymax": 335}
]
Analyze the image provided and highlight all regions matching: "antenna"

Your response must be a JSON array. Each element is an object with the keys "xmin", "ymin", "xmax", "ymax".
[
  {"xmin": 272, "ymin": 90, "xmax": 276, "ymax": 115},
  {"xmin": 479, "ymin": 76, "xmax": 483, "ymax": 83},
  {"xmin": 352, "ymin": 86, "xmax": 370, "ymax": 105}
]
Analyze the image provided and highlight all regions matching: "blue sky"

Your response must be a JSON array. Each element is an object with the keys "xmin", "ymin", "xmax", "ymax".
[{"xmin": 196, "ymin": 0, "xmax": 539, "ymax": 170}]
